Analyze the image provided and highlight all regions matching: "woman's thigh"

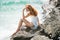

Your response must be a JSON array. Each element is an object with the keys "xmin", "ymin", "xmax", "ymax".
[{"xmin": 23, "ymin": 19, "xmax": 34, "ymax": 27}]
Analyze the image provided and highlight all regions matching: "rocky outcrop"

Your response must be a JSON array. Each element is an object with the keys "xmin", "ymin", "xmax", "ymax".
[
  {"xmin": 42, "ymin": 0, "xmax": 60, "ymax": 39},
  {"xmin": 10, "ymin": 27, "xmax": 52, "ymax": 40},
  {"xmin": 10, "ymin": 0, "xmax": 60, "ymax": 40}
]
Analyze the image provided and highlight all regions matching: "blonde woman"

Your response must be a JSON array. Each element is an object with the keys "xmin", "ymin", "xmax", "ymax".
[{"xmin": 12, "ymin": 5, "xmax": 40, "ymax": 36}]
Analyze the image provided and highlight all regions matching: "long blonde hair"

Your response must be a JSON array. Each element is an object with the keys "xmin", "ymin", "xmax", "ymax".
[{"xmin": 26, "ymin": 4, "xmax": 38, "ymax": 16}]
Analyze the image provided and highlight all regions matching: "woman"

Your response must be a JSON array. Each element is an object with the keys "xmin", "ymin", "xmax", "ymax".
[{"xmin": 12, "ymin": 4, "xmax": 40, "ymax": 36}]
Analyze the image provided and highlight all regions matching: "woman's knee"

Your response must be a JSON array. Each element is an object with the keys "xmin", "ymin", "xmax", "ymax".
[{"xmin": 27, "ymin": 23, "xmax": 34, "ymax": 27}]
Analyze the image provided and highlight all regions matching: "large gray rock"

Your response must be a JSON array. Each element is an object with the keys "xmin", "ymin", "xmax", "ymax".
[
  {"xmin": 42, "ymin": 0, "xmax": 60, "ymax": 39},
  {"xmin": 10, "ymin": 27, "xmax": 52, "ymax": 40},
  {"xmin": 31, "ymin": 35, "xmax": 53, "ymax": 40}
]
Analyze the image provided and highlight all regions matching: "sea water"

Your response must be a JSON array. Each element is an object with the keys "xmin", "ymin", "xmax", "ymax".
[{"xmin": 0, "ymin": 0, "xmax": 49, "ymax": 40}]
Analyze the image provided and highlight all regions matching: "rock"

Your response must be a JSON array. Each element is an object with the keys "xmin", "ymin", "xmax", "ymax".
[
  {"xmin": 42, "ymin": 0, "xmax": 60, "ymax": 39},
  {"xmin": 10, "ymin": 27, "xmax": 41, "ymax": 40},
  {"xmin": 31, "ymin": 35, "xmax": 53, "ymax": 40},
  {"xmin": 10, "ymin": 26, "xmax": 53, "ymax": 40},
  {"xmin": 13, "ymin": 36, "xmax": 33, "ymax": 40}
]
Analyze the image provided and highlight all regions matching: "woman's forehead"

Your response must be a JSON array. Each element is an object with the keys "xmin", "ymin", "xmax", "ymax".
[{"xmin": 26, "ymin": 5, "xmax": 31, "ymax": 8}]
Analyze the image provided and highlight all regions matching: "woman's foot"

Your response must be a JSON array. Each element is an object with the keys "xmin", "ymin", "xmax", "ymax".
[{"xmin": 12, "ymin": 29, "xmax": 20, "ymax": 36}]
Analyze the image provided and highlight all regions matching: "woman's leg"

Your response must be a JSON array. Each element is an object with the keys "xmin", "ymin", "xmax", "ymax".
[
  {"xmin": 17, "ymin": 19, "xmax": 23, "ymax": 30},
  {"xmin": 12, "ymin": 19, "xmax": 23, "ymax": 36},
  {"xmin": 22, "ymin": 19, "xmax": 34, "ymax": 28}
]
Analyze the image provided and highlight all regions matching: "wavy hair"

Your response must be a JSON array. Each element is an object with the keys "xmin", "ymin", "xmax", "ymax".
[{"xmin": 26, "ymin": 4, "xmax": 38, "ymax": 16}]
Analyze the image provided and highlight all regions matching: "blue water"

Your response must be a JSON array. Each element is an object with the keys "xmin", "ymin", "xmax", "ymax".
[{"xmin": 0, "ymin": 0, "xmax": 49, "ymax": 40}]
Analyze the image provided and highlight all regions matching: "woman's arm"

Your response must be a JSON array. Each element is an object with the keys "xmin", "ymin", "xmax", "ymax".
[
  {"xmin": 22, "ymin": 8, "xmax": 30, "ymax": 19},
  {"xmin": 22, "ymin": 8, "xmax": 25, "ymax": 19}
]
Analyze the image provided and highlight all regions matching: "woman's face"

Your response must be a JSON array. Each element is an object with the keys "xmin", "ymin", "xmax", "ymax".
[{"xmin": 26, "ymin": 8, "xmax": 30, "ymax": 14}]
